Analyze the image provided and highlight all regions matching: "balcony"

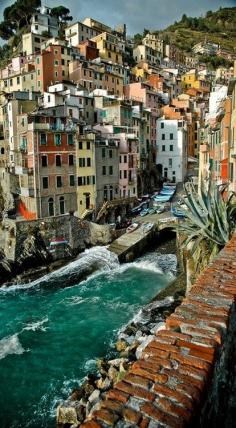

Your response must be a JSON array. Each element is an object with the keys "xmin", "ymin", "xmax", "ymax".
[{"xmin": 28, "ymin": 123, "xmax": 50, "ymax": 131}]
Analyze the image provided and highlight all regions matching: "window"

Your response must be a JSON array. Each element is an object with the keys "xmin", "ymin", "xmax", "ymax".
[
  {"xmin": 162, "ymin": 145, "xmax": 165, "ymax": 151},
  {"xmin": 170, "ymin": 145, "xmax": 173, "ymax": 151},
  {"xmin": 55, "ymin": 134, "xmax": 61, "ymax": 146},
  {"xmin": 120, "ymin": 170, "xmax": 122, "ymax": 179},
  {"xmin": 78, "ymin": 141, "xmax": 83, "ymax": 149},
  {"xmin": 87, "ymin": 176, "xmax": 90, "ymax": 185},
  {"xmin": 36, "ymin": 57, "xmax": 40, "ymax": 64},
  {"xmin": 54, "ymin": 60, "xmax": 59, "ymax": 66},
  {"xmin": 41, "ymin": 155, "xmax": 47, "ymax": 167},
  {"xmin": 40, "ymin": 133, "xmax": 47, "ymax": 145},
  {"xmin": 48, "ymin": 198, "xmax": 54, "ymax": 216},
  {"xmin": 124, "ymin": 155, "xmax": 127, "ymax": 163},
  {"xmin": 87, "ymin": 141, "xmax": 90, "ymax": 150},
  {"xmin": 56, "ymin": 155, "xmax": 61, "ymax": 166},
  {"xmin": 170, "ymin": 133, "xmax": 173, "ymax": 140},
  {"xmin": 78, "ymin": 177, "xmax": 82, "ymax": 186},
  {"xmin": 169, "ymin": 159, "xmax": 172, "ymax": 167},
  {"xmin": 102, "ymin": 166, "xmax": 106, "ymax": 175},
  {"xmin": 69, "ymin": 154, "xmax": 74, "ymax": 165},
  {"xmin": 56, "ymin": 176, "xmax": 62, "ymax": 187},
  {"xmin": 109, "ymin": 166, "xmax": 113, "ymax": 175},
  {"xmin": 124, "ymin": 170, "xmax": 127, "ymax": 179},
  {"xmin": 69, "ymin": 175, "xmax": 75, "ymax": 186},
  {"xmin": 178, "ymin": 121, "xmax": 182, "ymax": 128},
  {"xmin": 37, "ymin": 69, "xmax": 40, "ymax": 76},
  {"xmin": 161, "ymin": 122, "xmax": 164, "ymax": 129},
  {"xmin": 42, "ymin": 176, "xmax": 48, "ymax": 189},
  {"xmin": 87, "ymin": 158, "xmax": 91, "ymax": 167},
  {"xmin": 102, "ymin": 148, "xmax": 106, "ymax": 158},
  {"xmin": 162, "ymin": 134, "xmax": 165, "ymax": 140},
  {"xmin": 62, "ymin": 59, "xmax": 65, "ymax": 65},
  {"xmin": 59, "ymin": 196, "xmax": 65, "ymax": 215},
  {"xmin": 48, "ymin": 95, "xmax": 51, "ymax": 102},
  {"xmin": 68, "ymin": 134, "xmax": 74, "ymax": 145},
  {"xmin": 17, "ymin": 76, "xmax": 20, "ymax": 84},
  {"xmin": 79, "ymin": 158, "xmax": 85, "ymax": 167},
  {"xmin": 109, "ymin": 150, "xmax": 112, "ymax": 158}
]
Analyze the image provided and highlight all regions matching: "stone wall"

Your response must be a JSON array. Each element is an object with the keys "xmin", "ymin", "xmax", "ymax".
[{"xmin": 76, "ymin": 235, "xmax": 236, "ymax": 428}]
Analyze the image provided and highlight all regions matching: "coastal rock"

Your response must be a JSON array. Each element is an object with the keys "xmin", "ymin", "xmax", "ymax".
[
  {"xmin": 70, "ymin": 388, "xmax": 84, "ymax": 401},
  {"xmin": 57, "ymin": 405, "xmax": 78, "ymax": 426},
  {"xmin": 150, "ymin": 322, "xmax": 166, "ymax": 335},
  {"xmin": 108, "ymin": 366, "xmax": 119, "ymax": 382},
  {"xmin": 116, "ymin": 339, "xmax": 127, "ymax": 352},
  {"xmin": 97, "ymin": 358, "xmax": 110, "ymax": 376},
  {"xmin": 96, "ymin": 376, "xmax": 111, "ymax": 391}
]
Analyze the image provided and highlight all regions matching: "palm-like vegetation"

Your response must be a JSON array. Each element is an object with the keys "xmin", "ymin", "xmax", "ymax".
[{"xmin": 178, "ymin": 178, "xmax": 236, "ymax": 277}]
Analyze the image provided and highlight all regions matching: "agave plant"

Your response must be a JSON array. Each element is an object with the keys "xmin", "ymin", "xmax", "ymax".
[{"xmin": 177, "ymin": 177, "xmax": 236, "ymax": 278}]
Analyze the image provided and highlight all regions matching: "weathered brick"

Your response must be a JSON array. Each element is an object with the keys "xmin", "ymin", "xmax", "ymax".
[
  {"xmin": 106, "ymin": 388, "xmax": 129, "ymax": 403},
  {"xmin": 139, "ymin": 417, "xmax": 150, "ymax": 428},
  {"xmin": 93, "ymin": 409, "xmax": 119, "ymax": 426},
  {"xmin": 178, "ymin": 364, "xmax": 208, "ymax": 382},
  {"xmin": 124, "ymin": 373, "xmax": 151, "ymax": 389},
  {"xmin": 162, "ymin": 368, "xmax": 204, "ymax": 391},
  {"xmin": 170, "ymin": 351, "xmax": 210, "ymax": 371},
  {"xmin": 180, "ymin": 325, "xmax": 222, "ymax": 345},
  {"xmin": 115, "ymin": 381, "xmax": 156, "ymax": 401},
  {"xmin": 146, "ymin": 339, "xmax": 179, "ymax": 354},
  {"xmin": 123, "ymin": 407, "xmax": 142, "ymax": 424},
  {"xmin": 80, "ymin": 422, "xmax": 102, "ymax": 428},
  {"xmin": 101, "ymin": 399, "xmax": 123, "ymax": 413},
  {"xmin": 143, "ymin": 345, "xmax": 170, "ymax": 359},
  {"xmin": 141, "ymin": 402, "xmax": 182, "ymax": 428},
  {"xmin": 158, "ymin": 329, "xmax": 192, "ymax": 342},
  {"xmin": 131, "ymin": 366, "xmax": 161, "ymax": 383},
  {"xmin": 157, "ymin": 396, "xmax": 192, "ymax": 422},
  {"xmin": 153, "ymin": 383, "xmax": 194, "ymax": 409}
]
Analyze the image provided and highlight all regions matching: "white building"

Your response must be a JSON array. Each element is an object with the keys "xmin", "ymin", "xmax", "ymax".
[
  {"xmin": 31, "ymin": 5, "xmax": 59, "ymax": 37},
  {"xmin": 156, "ymin": 119, "xmax": 188, "ymax": 183},
  {"xmin": 65, "ymin": 21, "xmax": 100, "ymax": 47},
  {"xmin": 133, "ymin": 45, "xmax": 161, "ymax": 67}
]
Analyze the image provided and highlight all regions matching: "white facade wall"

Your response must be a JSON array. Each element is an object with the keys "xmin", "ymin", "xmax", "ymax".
[
  {"xmin": 31, "ymin": 9, "xmax": 58, "ymax": 37},
  {"xmin": 65, "ymin": 22, "xmax": 100, "ymax": 47},
  {"xmin": 156, "ymin": 119, "xmax": 187, "ymax": 183}
]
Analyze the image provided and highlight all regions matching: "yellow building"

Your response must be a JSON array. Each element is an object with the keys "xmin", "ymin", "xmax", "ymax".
[
  {"xmin": 91, "ymin": 33, "xmax": 123, "ymax": 65},
  {"xmin": 76, "ymin": 132, "xmax": 97, "ymax": 218},
  {"xmin": 0, "ymin": 68, "xmax": 37, "ymax": 93},
  {"xmin": 181, "ymin": 71, "xmax": 210, "ymax": 92}
]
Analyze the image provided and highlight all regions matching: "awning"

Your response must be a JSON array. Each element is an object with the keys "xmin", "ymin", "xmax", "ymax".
[{"xmin": 188, "ymin": 156, "xmax": 198, "ymax": 163}]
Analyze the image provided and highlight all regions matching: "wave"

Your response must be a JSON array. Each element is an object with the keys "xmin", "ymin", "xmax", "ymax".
[
  {"xmin": 23, "ymin": 316, "xmax": 49, "ymax": 332},
  {"xmin": 0, "ymin": 333, "xmax": 25, "ymax": 360}
]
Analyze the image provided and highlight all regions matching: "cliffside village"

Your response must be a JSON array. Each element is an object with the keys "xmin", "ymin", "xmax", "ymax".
[{"xmin": 0, "ymin": 4, "xmax": 235, "ymax": 231}]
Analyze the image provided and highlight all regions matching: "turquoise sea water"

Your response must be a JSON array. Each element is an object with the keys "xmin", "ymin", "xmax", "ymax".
[{"xmin": 0, "ymin": 247, "xmax": 176, "ymax": 428}]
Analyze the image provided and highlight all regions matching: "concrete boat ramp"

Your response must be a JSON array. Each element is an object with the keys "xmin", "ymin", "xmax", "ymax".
[
  {"xmin": 108, "ymin": 213, "xmax": 179, "ymax": 262},
  {"xmin": 108, "ymin": 223, "xmax": 157, "ymax": 262}
]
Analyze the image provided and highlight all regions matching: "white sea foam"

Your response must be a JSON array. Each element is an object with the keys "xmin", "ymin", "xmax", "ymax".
[
  {"xmin": 23, "ymin": 316, "xmax": 49, "ymax": 332},
  {"xmin": 0, "ymin": 333, "xmax": 25, "ymax": 360}
]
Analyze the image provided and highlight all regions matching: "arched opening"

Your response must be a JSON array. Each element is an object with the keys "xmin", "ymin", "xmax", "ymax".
[
  {"xmin": 48, "ymin": 198, "xmax": 54, "ymax": 217},
  {"xmin": 59, "ymin": 196, "xmax": 65, "ymax": 215}
]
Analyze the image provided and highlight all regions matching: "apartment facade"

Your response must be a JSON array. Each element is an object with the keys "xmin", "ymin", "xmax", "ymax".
[{"xmin": 156, "ymin": 118, "xmax": 188, "ymax": 183}]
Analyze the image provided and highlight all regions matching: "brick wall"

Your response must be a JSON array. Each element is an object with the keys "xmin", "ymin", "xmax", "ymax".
[{"xmin": 80, "ymin": 235, "xmax": 236, "ymax": 428}]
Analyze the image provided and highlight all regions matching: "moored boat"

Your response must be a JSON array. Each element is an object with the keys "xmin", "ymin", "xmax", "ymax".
[{"xmin": 126, "ymin": 222, "xmax": 139, "ymax": 233}]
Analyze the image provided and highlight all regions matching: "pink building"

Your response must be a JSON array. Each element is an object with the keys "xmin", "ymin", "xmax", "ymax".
[{"xmin": 124, "ymin": 82, "xmax": 160, "ymax": 164}]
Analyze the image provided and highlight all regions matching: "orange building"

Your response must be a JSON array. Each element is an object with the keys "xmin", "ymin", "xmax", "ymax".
[{"xmin": 78, "ymin": 40, "xmax": 99, "ymax": 61}]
